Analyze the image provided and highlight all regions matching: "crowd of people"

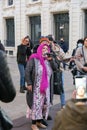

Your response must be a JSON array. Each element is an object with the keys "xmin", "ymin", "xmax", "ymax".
[
  {"xmin": 52, "ymin": 36, "xmax": 87, "ymax": 130},
  {"xmin": 0, "ymin": 34, "xmax": 87, "ymax": 130},
  {"xmin": 16, "ymin": 35, "xmax": 69, "ymax": 130},
  {"xmin": 16, "ymin": 34, "xmax": 87, "ymax": 130}
]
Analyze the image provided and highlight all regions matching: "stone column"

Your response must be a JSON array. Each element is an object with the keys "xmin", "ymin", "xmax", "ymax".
[
  {"xmin": 41, "ymin": 0, "xmax": 51, "ymax": 36},
  {"xmin": 69, "ymin": 0, "xmax": 82, "ymax": 53}
]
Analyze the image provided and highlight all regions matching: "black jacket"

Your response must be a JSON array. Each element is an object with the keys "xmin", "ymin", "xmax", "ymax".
[
  {"xmin": 0, "ymin": 50, "xmax": 16, "ymax": 103},
  {"xmin": 17, "ymin": 44, "xmax": 27, "ymax": 65},
  {"xmin": 17, "ymin": 44, "xmax": 32, "ymax": 65},
  {"xmin": 58, "ymin": 41, "xmax": 68, "ymax": 53}
]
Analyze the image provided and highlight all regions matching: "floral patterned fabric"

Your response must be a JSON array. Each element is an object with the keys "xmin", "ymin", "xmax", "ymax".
[{"xmin": 31, "ymin": 59, "xmax": 52, "ymax": 120}]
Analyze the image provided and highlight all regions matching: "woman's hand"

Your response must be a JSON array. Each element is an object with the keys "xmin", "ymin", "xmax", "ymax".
[{"xmin": 27, "ymin": 85, "xmax": 32, "ymax": 91}]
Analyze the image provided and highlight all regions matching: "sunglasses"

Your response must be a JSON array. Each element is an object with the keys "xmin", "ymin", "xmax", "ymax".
[{"xmin": 25, "ymin": 40, "xmax": 29, "ymax": 42}]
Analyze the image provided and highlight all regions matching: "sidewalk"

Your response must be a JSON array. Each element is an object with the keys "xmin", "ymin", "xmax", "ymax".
[
  {"xmin": 0, "ymin": 56, "xmax": 74, "ymax": 129},
  {"xmin": 12, "ymin": 103, "xmax": 61, "ymax": 130}
]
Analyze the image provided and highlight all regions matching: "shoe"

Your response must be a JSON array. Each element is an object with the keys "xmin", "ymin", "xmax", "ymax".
[
  {"xmin": 36, "ymin": 122, "xmax": 47, "ymax": 129},
  {"xmin": 41, "ymin": 119, "xmax": 48, "ymax": 126},
  {"xmin": 20, "ymin": 88, "xmax": 25, "ymax": 93},
  {"xmin": 47, "ymin": 115, "xmax": 52, "ymax": 120},
  {"xmin": 23, "ymin": 86, "xmax": 27, "ymax": 90},
  {"xmin": 31, "ymin": 124, "xmax": 39, "ymax": 130},
  {"xmin": 61, "ymin": 105, "xmax": 65, "ymax": 110}
]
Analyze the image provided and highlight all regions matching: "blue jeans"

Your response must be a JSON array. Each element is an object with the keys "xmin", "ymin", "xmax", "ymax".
[
  {"xmin": 18, "ymin": 64, "xmax": 25, "ymax": 88},
  {"xmin": 60, "ymin": 72, "xmax": 66, "ymax": 107}
]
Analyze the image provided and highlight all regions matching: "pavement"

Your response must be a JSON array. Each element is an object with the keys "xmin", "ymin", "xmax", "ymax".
[{"xmin": 0, "ymin": 56, "xmax": 74, "ymax": 129}]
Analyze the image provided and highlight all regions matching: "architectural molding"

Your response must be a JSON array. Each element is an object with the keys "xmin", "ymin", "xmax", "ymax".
[
  {"xmin": 26, "ymin": 0, "xmax": 42, "ymax": 7},
  {"xmin": 2, "ymin": 5, "xmax": 15, "ymax": 11},
  {"xmin": 2, "ymin": 10, "xmax": 14, "ymax": 18},
  {"xmin": 25, "ymin": 6, "xmax": 41, "ymax": 15},
  {"xmin": 50, "ymin": 1, "xmax": 70, "ymax": 12},
  {"xmin": 51, "ymin": 0, "xmax": 70, "ymax": 3},
  {"xmin": 80, "ymin": 1, "xmax": 87, "ymax": 9}
]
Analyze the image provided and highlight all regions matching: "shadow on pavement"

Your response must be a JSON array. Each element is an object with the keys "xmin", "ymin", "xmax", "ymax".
[{"xmin": 12, "ymin": 103, "xmax": 61, "ymax": 130}]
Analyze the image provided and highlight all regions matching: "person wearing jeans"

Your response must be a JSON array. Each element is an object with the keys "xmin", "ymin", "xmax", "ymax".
[
  {"xmin": 18, "ymin": 63, "xmax": 26, "ymax": 92},
  {"xmin": 47, "ymin": 35, "xmax": 68, "ymax": 109},
  {"xmin": 17, "ymin": 36, "xmax": 32, "ymax": 93},
  {"xmin": 60, "ymin": 72, "xmax": 65, "ymax": 108}
]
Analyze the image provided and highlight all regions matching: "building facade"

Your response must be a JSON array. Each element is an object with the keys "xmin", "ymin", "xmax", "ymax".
[{"xmin": 0, "ymin": 0, "xmax": 87, "ymax": 56}]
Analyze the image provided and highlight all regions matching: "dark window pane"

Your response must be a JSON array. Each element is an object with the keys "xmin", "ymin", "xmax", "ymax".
[
  {"xmin": 54, "ymin": 13, "xmax": 69, "ymax": 48},
  {"xmin": 30, "ymin": 16, "xmax": 41, "ymax": 45},
  {"xmin": 33, "ymin": 0, "xmax": 38, "ymax": 1},
  {"xmin": 5, "ymin": 18, "xmax": 15, "ymax": 47},
  {"xmin": 8, "ymin": 0, "xmax": 13, "ymax": 6},
  {"xmin": 9, "ymin": 51, "xmax": 13, "ymax": 55}
]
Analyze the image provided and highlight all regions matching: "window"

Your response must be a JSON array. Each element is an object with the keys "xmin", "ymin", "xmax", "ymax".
[
  {"xmin": 32, "ymin": 0, "xmax": 38, "ymax": 1},
  {"xmin": 54, "ymin": 13, "xmax": 69, "ymax": 48},
  {"xmin": 5, "ymin": 18, "xmax": 15, "ymax": 47},
  {"xmin": 8, "ymin": 0, "xmax": 13, "ymax": 6},
  {"xmin": 29, "ymin": 16, "xmax": 41, "ymax": 45}
]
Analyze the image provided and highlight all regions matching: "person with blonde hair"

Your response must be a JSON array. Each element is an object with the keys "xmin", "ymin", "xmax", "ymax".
[{"xmin": 17, "ymin": 36, "xmax": 32, "ymax": 93}]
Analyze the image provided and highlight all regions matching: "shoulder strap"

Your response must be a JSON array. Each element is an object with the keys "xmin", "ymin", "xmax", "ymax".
[{"xmin": 82, "ymin": 46, "xmax": 86, "ymax": 64}]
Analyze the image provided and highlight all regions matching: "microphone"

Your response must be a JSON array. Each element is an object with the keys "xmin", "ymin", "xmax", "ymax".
[{"xmin": 44, "ymin": 52, "xmax": 56, "ymax": 57}]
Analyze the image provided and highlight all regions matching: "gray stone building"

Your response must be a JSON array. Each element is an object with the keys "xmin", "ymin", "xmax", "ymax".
[{"xmin": 0, "ymin": 0, "xmax": 87, "ymax": 56}]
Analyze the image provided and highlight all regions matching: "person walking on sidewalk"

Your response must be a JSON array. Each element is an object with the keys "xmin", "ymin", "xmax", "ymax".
[
  {"xmin": 17, "ymin": 36, "xmax": 32, "ymax": 93},
  {"xmin": 25, "ymin": 43, "xmax": 58, "ymax": 130}
]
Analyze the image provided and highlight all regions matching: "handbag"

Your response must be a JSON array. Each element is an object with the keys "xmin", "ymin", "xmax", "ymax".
[
  {"xmin": 0, "ymin": 108, "xmax": 13, "ymax": 130},
  {"xmin": 53, "ymin": 70, "xmax": 64, "ymax": 95}
]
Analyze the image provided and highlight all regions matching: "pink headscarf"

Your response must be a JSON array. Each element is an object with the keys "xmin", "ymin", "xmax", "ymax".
[{"xmin": 29, "ymin": 43, "xmax": 50, "ymax": 94}]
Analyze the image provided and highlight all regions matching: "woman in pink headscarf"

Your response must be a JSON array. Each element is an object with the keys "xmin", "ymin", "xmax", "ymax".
[{"xmin": 25, "ymin": 43, "xmax": 58, "ymax": 130}]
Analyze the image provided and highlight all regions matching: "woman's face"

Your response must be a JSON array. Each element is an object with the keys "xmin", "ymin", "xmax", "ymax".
[
  {"xmin": 22, "ymin": 38, "xmax": 29, "ymax": 45},
  {"xmin": 25, "ymin": 38, "xmax": 29, "ymax": 45},
  {"xmin": 42, "ymin": 45, "xmax": 49, "ymax": 56},
  {"xmin": 84, "ymin": 38, "xmax": 87, "ymax": 48},
  {"xmin": 77, "ymin": 86, "xmax": 85, "ymax": 98}
]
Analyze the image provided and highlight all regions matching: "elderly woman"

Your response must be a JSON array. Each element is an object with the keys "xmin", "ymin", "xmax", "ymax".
[{"xmin": 25, "ymin": 43, "xmax": 58, "ymax": 130}]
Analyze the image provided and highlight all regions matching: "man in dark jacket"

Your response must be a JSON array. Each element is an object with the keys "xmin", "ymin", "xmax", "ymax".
[{"xmin": 58, "ymin": 38, "xmax": 68, "ymax": 53}]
